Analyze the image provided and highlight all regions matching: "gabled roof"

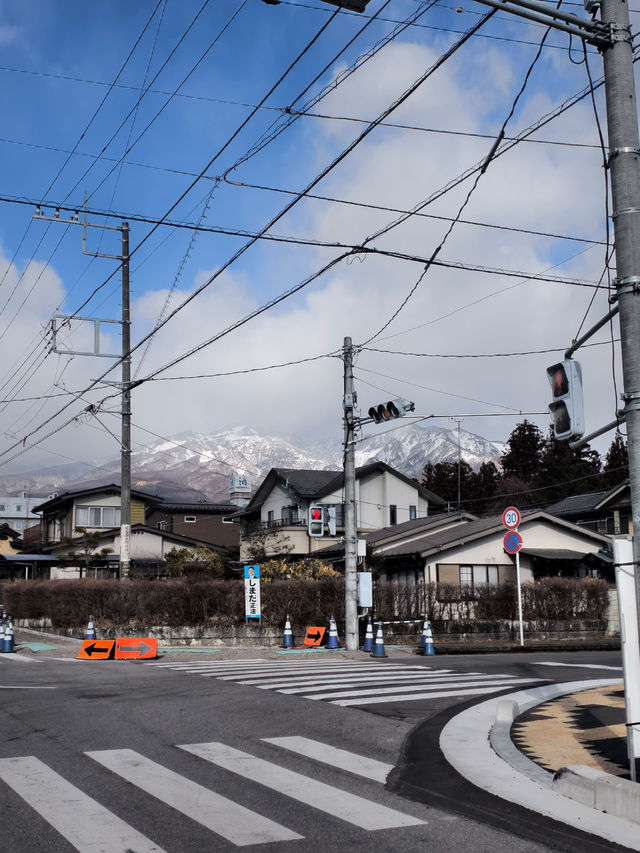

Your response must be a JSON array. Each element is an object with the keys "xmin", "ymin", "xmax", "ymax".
[
  {"xmin": 236, "ymin": 463, "xmax": 445, "ymax": 517},
  {"xmin": 33, "ymin": 484, "xmax": 163, "ymax": 514},
  {"xmin": 0, "ymin": 522, "xmax": 20, "ymax": 540},
  {"xmin": 41, "ymin": 524, "xmax": 226, "ymax": 553},
  {"xmin": 150, "ymin": 502, "xmax": 238, "ymax": 513},
  {"xmin": 375, "ymin": 510, "xmax": 611, "ymax": 558},
  {"xmin": 545, "ymin": 481, "xmax": 629, "ymax": 518},
  {"xmin": 363, "ymin": 511, "xmax": 477, "ymax": 546}
]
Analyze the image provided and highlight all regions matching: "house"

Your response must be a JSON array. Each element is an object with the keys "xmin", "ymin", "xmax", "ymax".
[
  {"xmin": 350, "ymin": 510, "xmax": 613, "ymax": 585},
  {"xmin": 0, "ymin": 491, "xmax": 42, "ymax": 533},
  {"xmin": 30, "ymin": 484, "xmax": 162, "ymax": 548},
  {"xmin": 0, "ymin": 523, "xmax": 59, "ymax": 586},
  {"xmin": 145, "ymin": 502, "xmax": 239, "ymax": 556},
  {"xmin": 545, "ymin": 481, "xmax": 631, "ymax": 536},
  {"xmin": 234, "ymin": 462, "xmax": 446, "ymax": 561}
]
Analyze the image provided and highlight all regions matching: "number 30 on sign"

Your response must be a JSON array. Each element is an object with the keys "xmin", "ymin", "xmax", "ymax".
[{"xmin": 502, "ymin": 506, "xmax": 521, "ymax": 530}]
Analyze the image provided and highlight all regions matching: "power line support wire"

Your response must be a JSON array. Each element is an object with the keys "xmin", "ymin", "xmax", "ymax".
[
  {"xmin": 120, "ymin": 222, "xmax": 132, "ymax": 580},
  {"xmin": 600, "ymin": 0, "xmax": 640, "ymax": 781},
  {"xmin": 343, "ymin": 336, "xmax": 358, "ymax": 652}
]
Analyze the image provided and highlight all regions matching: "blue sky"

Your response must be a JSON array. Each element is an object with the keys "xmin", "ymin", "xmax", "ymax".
[{"xmin": 0, "ymin": 0, "xmax": 634, "ymax": 474}]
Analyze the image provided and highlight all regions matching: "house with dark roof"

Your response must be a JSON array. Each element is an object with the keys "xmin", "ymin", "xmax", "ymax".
[
  {"xmin": 234, "ymin": 462, "xmax": 446, "ymax": 561},
  {"xmin": 145, "ymin": 502, "xmax": 239, "ymax": 556},
  {"xmin": 545, "ymin": 481, "xmax": 631, "ymax": 536},
  {"xmin": 316, "ymin": 510, "xmax": 613, "ymax": 584}
]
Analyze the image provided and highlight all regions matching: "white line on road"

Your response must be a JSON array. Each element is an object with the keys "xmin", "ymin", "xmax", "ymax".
[
  {"xmin": 0, "ymin": 686, "xmax": 57, "ymax": 689},
  {"xmin": 179, "ymin": 742, "xmax": 424, "ymax": 830},
  {"xmin": 0, "ymin": 654, "xmax": 41, "ymax": 663},
  {"xmin": 0, "ymin": 755, "xmax": 165, "ymax": 853},
  {"xmin": 533, "ymin": 662, "xmax": 623, "ymax": 671},
  {"xmin": 86, "ymin": 748, "xmax": 302, "ymax": 847},
  {"xmin": 330, "ymin": 684, "xmax": 526, "ymax": 706},
  {"xmin": 263, "ymin": 736, "xmax": 393, "ymax": 783},
  {"xmin": 277, "ymin": 675, "xmax": 519, "ymax": 696},
  {"xmin": 238, "ymin": 670, "xmax": 460, "ymax": 688}
]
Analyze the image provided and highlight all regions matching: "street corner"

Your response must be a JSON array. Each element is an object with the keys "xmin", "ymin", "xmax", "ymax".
[{"xmin": 511, "ymin": 682, "xmax": 629, "ymax": 778}]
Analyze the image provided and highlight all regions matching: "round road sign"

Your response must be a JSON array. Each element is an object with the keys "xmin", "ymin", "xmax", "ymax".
[
  {"xmin": 503, "ymin": 530, "xmax": 523, "ymax": 554},
  {"xmin": 502, "ymin": 506, "xmax": 521, "ymax": 530}
]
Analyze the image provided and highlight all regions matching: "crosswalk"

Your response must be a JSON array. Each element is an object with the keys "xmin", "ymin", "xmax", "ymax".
[
  {"xmin": 147, "ymin": 658, "xmax": 542, "ymax": 707},
  {"xmin": 0, "ymin": 736, "xmax": 424, "ymax": 850}
]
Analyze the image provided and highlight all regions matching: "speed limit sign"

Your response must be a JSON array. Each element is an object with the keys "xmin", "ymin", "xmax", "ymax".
[{"xmin": 502, "ymin": 506, "xmax": 521, "ymax": 530}]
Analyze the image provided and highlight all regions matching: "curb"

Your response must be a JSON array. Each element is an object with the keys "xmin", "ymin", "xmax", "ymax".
[{"xmin": 440, "ymin": 679, "xmax": 640, "ymax": 850}]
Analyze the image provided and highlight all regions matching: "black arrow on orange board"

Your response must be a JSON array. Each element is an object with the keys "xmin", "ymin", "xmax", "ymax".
[
  {"xmin": 84, "ymin": 642, "xmax": 113, "ymax": 657},
  {"xmin": 306, "ymin": 631, "xmax": 322, "ymax": 642},
  {"xmin": 117, "ymin": 641, "xmax": 153, "ymax": 655}
]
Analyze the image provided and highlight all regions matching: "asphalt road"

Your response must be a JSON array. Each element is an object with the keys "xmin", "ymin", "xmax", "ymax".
[{"xmin": 0, "ymin": 645, "xmax": 626, "ymax": 852}]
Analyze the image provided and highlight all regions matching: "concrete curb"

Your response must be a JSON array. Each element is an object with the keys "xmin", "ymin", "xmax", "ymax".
[
  {"xmin": 440, "ymin": 679, "xmax": 640, "ymax": 850},
  {"xmin": 554, "ymin": 766, "xmax": 640, "ymax": 824}
]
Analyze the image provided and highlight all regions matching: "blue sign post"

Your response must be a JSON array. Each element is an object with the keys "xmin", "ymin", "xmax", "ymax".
[{"xmin": 244, "ymin": 565, "xmax": 261, "ymax": 621}]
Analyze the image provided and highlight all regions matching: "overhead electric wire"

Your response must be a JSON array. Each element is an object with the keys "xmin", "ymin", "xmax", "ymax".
[{"xmin": 361, "ymin": 338, "xmax": 620, "ymax": 359}]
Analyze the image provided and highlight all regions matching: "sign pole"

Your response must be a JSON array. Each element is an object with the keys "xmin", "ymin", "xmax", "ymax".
[{"xmin": 515, "ymin": 550, "xmax": 524, "ymax": 647}]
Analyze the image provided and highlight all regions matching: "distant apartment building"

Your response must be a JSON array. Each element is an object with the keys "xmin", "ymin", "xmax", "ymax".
[{"xmin": 0, "ymin": 491, "xmax": 42, "ymax": 533}]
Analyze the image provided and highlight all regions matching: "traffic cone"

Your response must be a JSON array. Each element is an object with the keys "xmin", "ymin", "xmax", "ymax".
[
  {"xmin": 3, "ymin": 617, "xmax": 14, "ymax": 653},
  {"xmin": 417, "ymin": 616, "xmax": 430, "ymax": 654},
  {"xmin": 326, "ymin": 615, "xmax": 339, "ymax": 649},
  {"xmin": 0, "ymin": 617, "xmax": 5, "ymax": 654},
  {"xmin": 362, "ymin": 617, "xmax": 374, "ymax": 652},
  {"xmin": 371, "ymin": 621, "xmax": 387, "ymax": 658},
  {"xmin": 282, "ymin": 615, "xmax": 294, "ymax": 648},
  {"xmin": 423, "ymin": 619, "xmax": 436, "ymax": 656},
  {"xmin": 85, "ymin": 616, "xmax": 96, "ymax": 641}
]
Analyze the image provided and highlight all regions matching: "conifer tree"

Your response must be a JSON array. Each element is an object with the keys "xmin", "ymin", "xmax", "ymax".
[{"xmin": 602, "ymin": 432, "xmax": 629, "ymax": 488}]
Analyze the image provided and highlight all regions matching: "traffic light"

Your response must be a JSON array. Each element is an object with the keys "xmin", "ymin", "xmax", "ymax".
[
  {"xmin": 319, "ymin": 0, "xmax": 371, "ymax": 11},
  {"xmin": 308, "ymin": 505, "xmax": 324, "ymax": 537},
  {"xmin": 546, "ymin": 359, "xmax": 585, "ymax": 440},
  {"xmin": 367, "ymin": 398, "xmax": 415, "ymax": 424}
]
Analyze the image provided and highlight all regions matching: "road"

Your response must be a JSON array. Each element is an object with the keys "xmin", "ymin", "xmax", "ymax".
[{"xmin": 0, "ymin": 644, "xmax": 626, "ymax": 852}]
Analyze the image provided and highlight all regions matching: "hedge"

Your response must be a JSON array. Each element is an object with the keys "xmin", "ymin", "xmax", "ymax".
[{"xmin": 2, "ymin": 576, "xmax": 610, "ymax": 629}]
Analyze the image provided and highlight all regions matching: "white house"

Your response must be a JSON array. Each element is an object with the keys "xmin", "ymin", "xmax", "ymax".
[{"xmin": 234, "ymin": 462, "xmax": 446, "ymax": 561}]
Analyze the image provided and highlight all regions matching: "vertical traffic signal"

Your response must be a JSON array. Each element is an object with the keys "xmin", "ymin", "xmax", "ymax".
[
  {"xmin": 546, "ymin": 359, "xmax": 585, "ymax": 440},
  {"xmin": 308, "ymin": 505, "xmax": 324, "ymax": 537}
]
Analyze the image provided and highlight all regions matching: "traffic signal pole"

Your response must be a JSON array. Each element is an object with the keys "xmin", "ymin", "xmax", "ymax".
[
  {"xmin": 600, "ymin": 0, "xmax": 640, "ymax": 651},
  {"xmin": 343, "ymin": 337, "xmax": 358, "ymax": 651}
]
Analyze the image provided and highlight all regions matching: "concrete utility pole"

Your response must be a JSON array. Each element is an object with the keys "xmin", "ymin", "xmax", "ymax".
[
  {"xmin": 343, "ymin": 337, "xmax": 358, "ymax": 651},
  {"xmin": 599, "ymin": 0, "xmax": 640, "ymax": 648},
  {"xmin": 120, "ymin": 223, "xmax": 132, "ymax": 579}
]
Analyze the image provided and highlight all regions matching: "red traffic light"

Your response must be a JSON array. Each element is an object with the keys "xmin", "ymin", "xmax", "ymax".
[{"xmin": 310, "ymin": 508, "xmax": 322, "ymax": 520}]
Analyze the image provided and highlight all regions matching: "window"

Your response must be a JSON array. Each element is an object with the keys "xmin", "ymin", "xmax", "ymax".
[
  {"xmin": 75, "ymin": 505, "xmax": 121, "ymax": 527},
  {"xmin": 267, "ymin": 510, "xmax": 274, "ymax": 525},
  {"xmin": 15, "ymin": 504, "xmax": 22, "ymax": 512},
  {"xmin": 184, "ymin": 516, "xmax": 196, "ymax": 523},
  {"xmin": 157, "ymin": 520, "xmax": 167, "ymax": 531},
  {"xmin": 390, "ymin": 504, "xmax": 397, "ymax": 525},
  {"xmin": 459, "ymin": 565, "xmax": 499, "ymax": 587},
  {"xmin": 0, "ymin": 505, "xmax": 5, "ymax": 512},
  {"xmin": 409, "ymin": 505, "xmax": 417, "ymax": 520},
  {"xmin": 281, "ymin": 505, "xmax": 299, "ymax": 525}
]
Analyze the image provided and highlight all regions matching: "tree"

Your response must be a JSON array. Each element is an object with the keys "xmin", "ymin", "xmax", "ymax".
[
  {"xmin": 422, "ymin": 460, "xmax": 474, "ymax": 508},
  {"xmin": 467, "ymin": 461, "xmax": 500, "ymax": 511},
  {"xmin": 500, "ymin": 420, "xmax": 545, "ymax": 481},
  {"xmin": 536, "ymin": 428, "xmax": 601, "ymax": 503},
  {"xmin": 258, "ymin": 558, "xmax": 340, "ymax": 582},
  {"xmin": 603, "ymin": 432, "xmax": 628, "ymax": 488},
  {"xmin": 58, "ymin": 528, "xmax": 113, "ymax": 579},
  {"xmin": 164, "ymin": 546, "xmax": 227, "ymax": 579},
  {"xmin": 241, "ymin": 522, "xmax": 294, "ymax": 562}
]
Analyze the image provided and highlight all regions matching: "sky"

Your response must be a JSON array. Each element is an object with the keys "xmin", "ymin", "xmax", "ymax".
[{"xmin": 0, "ymin": 0, "xmax": 636, "ymax": 476}]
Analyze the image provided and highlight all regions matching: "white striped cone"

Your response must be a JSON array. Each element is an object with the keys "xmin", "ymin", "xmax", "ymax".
[
  {"xmin": 371, "ymin": 622, "xmax": 387, "ymax": 658},
  {"xmin": 85, "ymin": 616, "xmax": 96, "ymax": 641},
  {"xmin": 424, "ymin": 620, "xmax": 435, "ymax": 656},
  {"xmin": 362, "ymin": 618, "xmax": 374, "ymax": 652},
  {"xmin": 282, "ymin": 615, "xmax": 294, "ymax": 648},
  {"xmin": 419, "ymin": 617, "xmax": 430, "ymax": 651},
  {"xmin": 0, "ymin": 618, "xmax": 4, "ymax": 653},
  {"xmin": 4, "ymin": 617, "xmax": 14, "ymax": 653},
  {"xmin": 327, "ymin": 616, "xmax": 339, "ymax": 649}
]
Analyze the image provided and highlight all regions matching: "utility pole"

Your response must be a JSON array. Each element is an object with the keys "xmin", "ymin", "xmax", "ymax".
[
  {"xmin": 599, "ymin": 0, "xmax": 640, "ymax": 656},
  {"xmin": 35, "ymin": 207, "xmax": 132, "ymax": 579},
  {"xmin": 343, "ymin": 336, "xmax": 358, "ymax": 651},
  {"xmin": 120, "ymin": 223, "xmax": 132, "ymax": 579}
]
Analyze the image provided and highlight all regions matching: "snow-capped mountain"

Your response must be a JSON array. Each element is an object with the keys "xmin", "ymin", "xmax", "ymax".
[{"xmin": 0, "ymin": 424, "xmax": 504, "ymax": 502}]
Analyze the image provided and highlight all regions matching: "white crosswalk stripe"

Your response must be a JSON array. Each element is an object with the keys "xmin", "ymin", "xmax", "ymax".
[
  {"xmin": 0, "ymin": 755, "xmax": 165, "ymax": 853},
  {"xmin": 0, "ymin": 654, "xmax": 41, "ymax": 663},
  {"xmin": 147, "ymin": 658, "xmax": 542, "ymax": 707},
  {"xmin": 179, "ymin": 741, "xmax": 425, "ymax": 829},
  {"xmin": 0, "ymin": 738, "xmax": 423, "ymax": 848}
]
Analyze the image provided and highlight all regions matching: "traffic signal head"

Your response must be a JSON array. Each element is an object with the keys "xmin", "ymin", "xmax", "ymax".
[
  {"xmin": 308, "ymin": 505, "xmax": 324, "ymax": 537},
  {"xmin": 546, "ymin": 359, "xmax": 585, "ymax": 440},
  {"xmin": 367, "ymin": 398, "xmax": 415, "ymax": 424}
]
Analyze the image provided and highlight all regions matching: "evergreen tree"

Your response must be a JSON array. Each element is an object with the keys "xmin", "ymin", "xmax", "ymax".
[
  {"xmin": 500, "ymin": 420, "xmax": 545, "ymax": 481},
  {"xmin": 422, "ymin": 460, "xmax": 474, "ymax": 508},
  {"xmin": 467, "ymin": 460, "xmax": 500, "ymax": 511},
  {"xmin": 537, "ymin": 427, "xmax": 601, "ymax": 503},
  {"xmin": 602, "ymin": 432, "xmax": 629, "ymax": 488}
]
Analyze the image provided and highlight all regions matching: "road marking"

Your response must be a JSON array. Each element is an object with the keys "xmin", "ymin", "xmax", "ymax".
[
  {"xmin": 179, "ymin": 742, "xmax": 424, "ymax": 830},
  {"xmin": 534, "ymin": 662, "xmax": 623, "ymax": 671},
  {"xmin": 247, "ymin": 672, "xmax": 484, "ymax": 690},
  {"xmin": 0, "ymin": 755, "xmax": 165, "ymax": 853},
  {"xmin": 331, "ymin": 684, "xmax": 525, "ymax": 706},
  {"xmin": 306, "ymin": 677, "xmax": 536, "ymax": 701},
  {"xmin": 86, "ymin": 748, "xmax": 302, "ymax": 846},
  {"xmin": 278, "ymin": 675, "xmax": 517, "ymax": 696},
  {"xmin": 234, "ymin": 668, "xmax": 455, "ymax": 684},
  {"xmin": 263, "ymin": 736, "xmax": 393, "ymax": 783},
  {"xmin": 0, "ymin": 654, "xmax": 41, "ymax": 663},
  {"xmin": 0, "ymin": 686, "xmax": 57, "ymax": 690}
]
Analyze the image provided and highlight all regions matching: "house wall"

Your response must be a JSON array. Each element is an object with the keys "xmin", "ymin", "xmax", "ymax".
[{"xmin": 146, "ymin": 508, "xmax": 240, "ymax": 550}]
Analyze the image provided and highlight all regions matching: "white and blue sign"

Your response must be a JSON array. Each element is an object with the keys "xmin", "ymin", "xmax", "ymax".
[
  {"xmin": 503, "ymin": 531, "xmax": 523, "ymax": 554},
  {"xmin": 244, "ymin": 565, "xmax": 261, "ymax": 619}
]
